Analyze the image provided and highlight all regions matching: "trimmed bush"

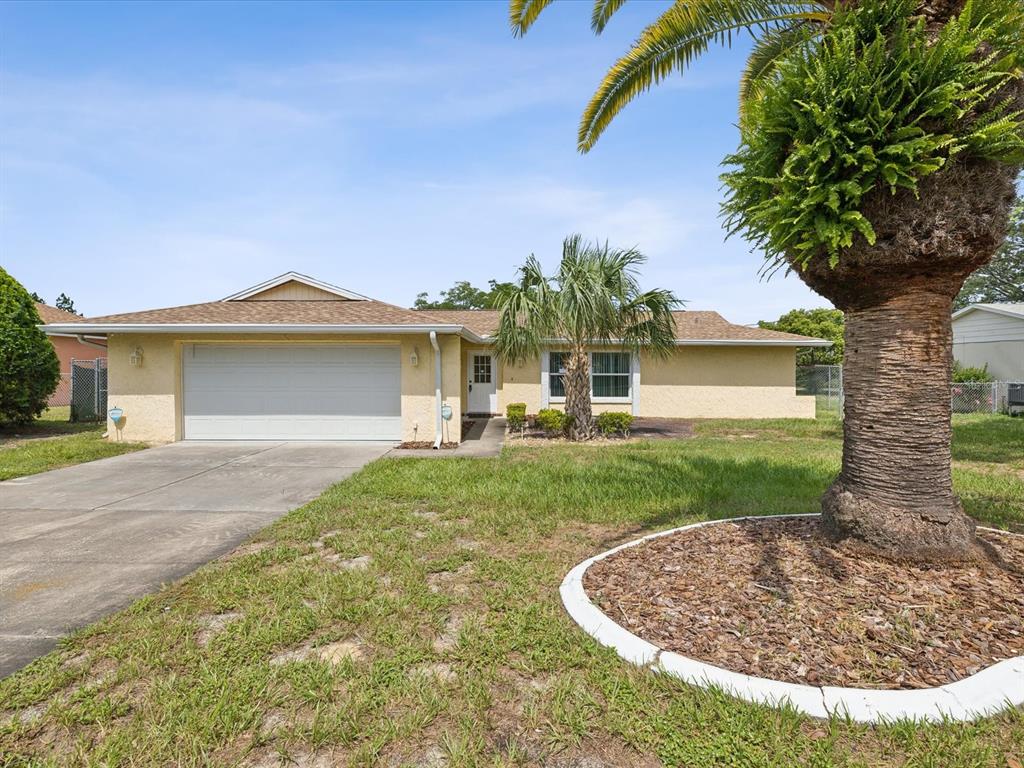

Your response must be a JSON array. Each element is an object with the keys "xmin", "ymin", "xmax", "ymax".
[
  {"xmin": 952, "ymin": 361, "xmax": 994, "ymax": 383},
  {"xmin": 535, "ymin": 408, "xmax": 572, "ymax": 436},
  {"xmin": 506, "ymin": 402, "xmax": 527, "ymax": 434},
  {"xmin": 596, "ymin": 411, "xmax": 633, "ymax": 438},
  {"xmin": 0, "ymin": 267, "xmax": 60, "ymax": 425}
]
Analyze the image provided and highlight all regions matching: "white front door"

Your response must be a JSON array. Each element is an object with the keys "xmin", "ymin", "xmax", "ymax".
[{"xmin": 467, "ymin": 353, "xmax": 497, "ymax": 414}]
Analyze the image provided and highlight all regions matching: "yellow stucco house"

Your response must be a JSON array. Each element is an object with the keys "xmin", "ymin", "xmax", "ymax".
[{"xmin": 41, "ymin": 272, "xmax": 828, "ymax": 444}]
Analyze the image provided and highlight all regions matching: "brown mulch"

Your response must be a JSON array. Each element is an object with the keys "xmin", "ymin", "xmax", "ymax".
[
  {"xmin": 511, "ymin": 417, "xmax": 695, "ymax": 443},
  {"xmin": 630, "ymin": 418, "xmax": 695, "ymax": 439},
  {"xmin": 583, "ymin": 517, "xmax": 1024, "ymax": 689},
  {"xmin": 396, "ymin": 441, "xmax": 459, "ymax": 449}
]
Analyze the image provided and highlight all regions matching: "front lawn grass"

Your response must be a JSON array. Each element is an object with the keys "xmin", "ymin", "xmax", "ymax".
[
  {"xmin": 1, "ymin": 415, "xmax": 1021, "ymax": 766},
  {"xmin": 0, "ymin": 412, "xmax": 145, "ymax": 480}
]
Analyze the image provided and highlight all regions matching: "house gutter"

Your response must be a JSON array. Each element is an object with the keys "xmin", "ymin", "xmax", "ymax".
[
  {"xmin": 38, "ymin": 322, "xmax": 489, "ymax": 345},
  {"xmin": 429, "ymin": 331, "xmax": 442, "ymax": 449},
  {"xmin": 74, "ymin": 334, "xmax": 109, "ymax": 351}
]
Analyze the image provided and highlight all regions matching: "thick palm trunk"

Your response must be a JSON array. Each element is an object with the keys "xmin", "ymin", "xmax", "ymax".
[
  {"xmin": 794, "ymin": 158, "xmax": 1019, "ymax": 561},
  {"xmin": 564, "ymin": 347, "xmax": 594, "ymax": 440},
  {"xmin": 821, "ymin": 289, "xmax": 975, "ymax": 560}
]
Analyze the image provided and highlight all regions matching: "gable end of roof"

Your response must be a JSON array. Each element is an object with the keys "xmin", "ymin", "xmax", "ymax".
[{"xmin": 221, "ymin": 272, "xmax": 372, "ymax": 302}]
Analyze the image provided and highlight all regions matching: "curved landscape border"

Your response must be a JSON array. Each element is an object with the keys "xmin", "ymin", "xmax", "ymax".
[{"xmin": 560, "ymin": 513, "xmax": 1024, "ymax": 724}]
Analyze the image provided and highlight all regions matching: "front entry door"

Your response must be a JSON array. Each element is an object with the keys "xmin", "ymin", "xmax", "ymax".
[{"xmin": 467, "ymin": 353, "xmax": 497, "ymax": 414}]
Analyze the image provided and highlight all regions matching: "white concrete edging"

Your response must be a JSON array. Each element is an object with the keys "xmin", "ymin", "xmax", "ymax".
[{"xmin": 559, "ymin": 514, "xmax": 1024, "ymax": 724}]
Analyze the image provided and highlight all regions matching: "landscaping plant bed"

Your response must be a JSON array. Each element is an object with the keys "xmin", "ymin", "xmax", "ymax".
[
  {"xmin": 509, "ymin": 417, "xmax": 695, "ymax": 443},
  {"xmin": 396, "ymin": 441, "xmax": 460, "ymax": 449},
  {"xmin": 583, "ymin": 516, "xmax": 1024, "ymax": 690}
]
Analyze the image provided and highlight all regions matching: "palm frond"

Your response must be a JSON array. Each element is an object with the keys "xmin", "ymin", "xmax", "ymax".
[
  {"xmin": 592, "ymin": 0, "xmax": 628, "ymax": 33},
  {"xmin": 578, "ymin": 0, "xmax": 829, "ymax": 151},
  {"xmin": 739, "ymin": 21, "xmax": 817, "ymax": 118},
  {"xmin": 618, "ymin": 288, "xmax": 683, "ymax": 357},
  {"xmin": 494, "ymin": 254, "xmax": 554, "ymax": 363},
  {"xmin": 509, "ymin": 0, "xmax": 556, "ymax": 37}
]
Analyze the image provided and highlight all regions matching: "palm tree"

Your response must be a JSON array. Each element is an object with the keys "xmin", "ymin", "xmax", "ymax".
[
  {"xmin": 510, "ymin": 0, "xmax": 1024, "ymax": 560},
  {"xmin": 494, "ymin": 235, "xmax": 680, "ymax": 440}
]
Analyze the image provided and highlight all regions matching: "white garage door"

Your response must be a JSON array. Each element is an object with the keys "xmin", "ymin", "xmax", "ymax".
[{"xmin": 183, "ymin": 344, "xmax": 401, "ymax": 440}]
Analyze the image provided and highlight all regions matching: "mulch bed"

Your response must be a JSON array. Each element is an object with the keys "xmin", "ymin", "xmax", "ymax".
[
  {"xmin": 583, "ymin": 517, "xmax": 1024, "ymax": 689},
  {"xmin": 396, "ymin": 442, "xmax": 459, "ymax": 449},
  {"xmin": 510, "ymin": 418, "xmax": 695, "ymax": 443}
]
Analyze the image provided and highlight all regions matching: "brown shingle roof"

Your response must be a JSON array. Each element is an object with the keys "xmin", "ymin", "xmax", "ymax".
[
  {"xmin": 58, "ymin": 301, "xmax": 825, "ymax": 344},
  {"xmin": 36, "ymin": 303, "xmax": 83, "ymax": 324},
  {"xmin": 422, "ymin": 309, "xmax": 824, "ymax": 344},
  {"xmin": 77, "ymin": 300, "xmax": 443, "ymax": 326}
]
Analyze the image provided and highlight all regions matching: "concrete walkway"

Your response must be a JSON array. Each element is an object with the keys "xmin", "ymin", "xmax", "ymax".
[
  {"xmin": 0, "ymin": 441, "xmax": 391, "ymax": 678},
  {"xmin": 389, "ymin": 417, "xmax": 506, "ymax": 458}
]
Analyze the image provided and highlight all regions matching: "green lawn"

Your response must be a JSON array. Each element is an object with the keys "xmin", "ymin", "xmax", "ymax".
[
  {"xmin": 0, "ymin": 410, "xmax": 145, "ymax": 481},
  {"xmin": 1, "ymin": 415, "xmax": 1022, "ymax": 766}
]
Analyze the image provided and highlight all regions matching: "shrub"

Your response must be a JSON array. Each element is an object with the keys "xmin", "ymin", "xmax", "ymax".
[
  {"xmin": 952, "ymin": 361, "xmax": 994, "ymax": 383},
  {"xmin": 506, "ymin": 402, "xmax": 527, "ymax": 433},
  {"xmin": 722, "ymin": 0, "xmax": 1024, "ymax": 271},
  {"xmin": 0, "ymin": 267, "xmax": 60, "ymax": 425},
  {"xmin": 596, "ymin": 411, "xmax": 633, "ymax": 438},
  {"xmin": 535, "ymin": 408, "xmax": 572, "ymax": 436}
]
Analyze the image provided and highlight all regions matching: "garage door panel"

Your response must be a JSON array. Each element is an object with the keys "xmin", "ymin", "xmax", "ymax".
[{"xmin": 183, "ymin": 345, "xmax": 401, "ymax": 441}]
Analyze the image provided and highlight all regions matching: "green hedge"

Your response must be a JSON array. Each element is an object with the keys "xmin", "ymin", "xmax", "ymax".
[
  {"xmin": 536, "ymin": 408, "xmax": 572, "ymax": 435},
  {"xmin": 596, "ymin": 411, "xmax": 633, "ymax": 438},
  {"xmin": 506, "ymin": 402, "xmax": 527, "ymax": 432}
]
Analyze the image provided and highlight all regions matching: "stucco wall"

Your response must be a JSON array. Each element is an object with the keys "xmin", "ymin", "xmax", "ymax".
[
  {"xmin": 953, "ymin": 340, "xmax": 1024, "ymax": 381},
  {"xmin": 106, "ymin": 334, "xmax": 180, "ymax": 443},
  {"xmin": 402, "ymin": 334, "xmax": 462, "ymax": 443},
  {"xmin": 493, "ymin": 345, "xmax": 815, "ymax": 419},
  {"xmin": 48, "ymin": 335, "xmax": 106, "ymax": 373},
  {"xmin": 106, "ymin": 333, "xmax": 462, "ymax": 444}
]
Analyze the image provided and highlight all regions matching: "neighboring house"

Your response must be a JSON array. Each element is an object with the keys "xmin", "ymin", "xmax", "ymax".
[
  {"xmin": 952, "ymin": 303, "xmax": 1024, "ymax": 381},
  {"xmin": 35, "ymin": 303, "xmax": 107, "ymax": 406},
  {"xmin": 35, "ymin": 303, "xmax": 108, "ymax": 371},
  {"xmin": 40, "ymin": 272, "xmax": 829, "ymax": 444}
]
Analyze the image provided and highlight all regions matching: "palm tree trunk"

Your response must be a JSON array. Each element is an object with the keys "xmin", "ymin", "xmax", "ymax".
[
  {"xmin": 563, "ymin": 347, "xmax": 594, "ymax": 440},
  {"xmin": 821, "ymin": 288, "xmax": 975, "ymax": 560}
]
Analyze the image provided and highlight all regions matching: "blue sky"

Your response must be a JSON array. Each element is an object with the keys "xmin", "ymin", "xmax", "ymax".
[{"xmin": 1, "ymin": 0, "xmax": 831, "ymax": 323}]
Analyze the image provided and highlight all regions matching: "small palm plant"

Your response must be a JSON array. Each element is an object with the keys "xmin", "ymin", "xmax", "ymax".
[{"xmin": 494, "ymin": 235, "xmax": 680, "ymax": 440}]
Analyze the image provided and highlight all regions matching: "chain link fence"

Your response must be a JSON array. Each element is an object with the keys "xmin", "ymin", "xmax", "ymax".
[
  {"xmin": 69, "ymin": 358, "xmax": 108, "ymax": 422},
  {"xmin": 796, "ymin": 365, "xmax": 844, "ymax": 416},
  {"xmin": 797, "ymin": 365, "xmax": 1022, "ymax": 417}
]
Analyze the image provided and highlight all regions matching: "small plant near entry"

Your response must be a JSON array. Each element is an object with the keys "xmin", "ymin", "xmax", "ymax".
[
  {"xmin": 952, "ymin": 361, "xmax": 994, "ymax": 383},
  {"xmin": 535, "ymin": 408, "xmax": 571, "ymax": 436},
  {"xmin": 596, "ymin": 411, "xmax": 633, "ymax": 438},
  {"xmin": 506, "ymin": 402, "xmax": 527, "ymax": 436}
]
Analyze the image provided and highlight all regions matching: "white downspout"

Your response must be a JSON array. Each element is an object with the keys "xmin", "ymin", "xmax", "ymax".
[
  {"xmin": 75, "ymin": 335, "xmax": 109, "ymax": 351},
  {"xmin": 429, "ymin": 331, "xmax": 443, "ymax": 449}
]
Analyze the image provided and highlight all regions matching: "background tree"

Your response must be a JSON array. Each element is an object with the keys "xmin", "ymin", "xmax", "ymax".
[
  {"xmin": 494, "ymin": 236, "xmax": 680, "ymax": 440},
  {"xmin": 955, "ymin": 197, "xmax": 1024, "ymax": 309},
  {"xmin": 30, "ymin": 291, "xmax": 44, "ymax": 303},
  {"xmin": 759, "ymin": 308, "xmax": 843, "ymax": 366},
  {"xmin": 414, "ymin": 280, "xmax": 515, "ymax": 310},
  {"xmin": 55, "ymin": 292, "xmax": 80, "ymax": 315},
  {"xmin": 0, "ymin": 268, "xmax": 60, "ymax": 426},
  {"xmin": 512, "ymin": 0, "xmax": 1024, "ymax": 560}
]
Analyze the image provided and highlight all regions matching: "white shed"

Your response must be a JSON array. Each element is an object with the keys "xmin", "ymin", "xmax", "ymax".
[{"xmin": 951, "ymin": 303, "xmax": 1024, "ymax": 381}]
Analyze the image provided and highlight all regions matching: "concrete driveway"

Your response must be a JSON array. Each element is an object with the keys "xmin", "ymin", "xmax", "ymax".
[{"xmin": 0, "ymin": 441, "xmax": 391, "ymax": 678}]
